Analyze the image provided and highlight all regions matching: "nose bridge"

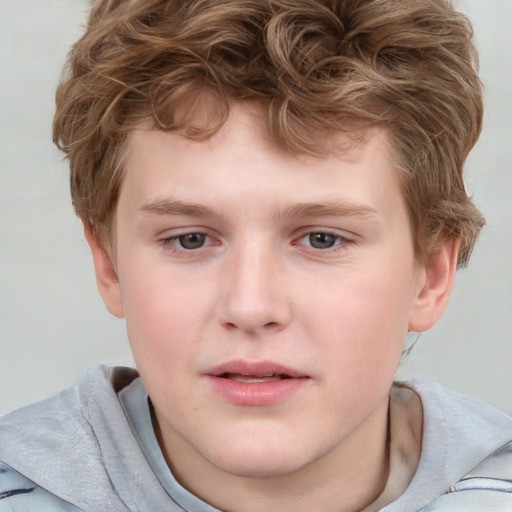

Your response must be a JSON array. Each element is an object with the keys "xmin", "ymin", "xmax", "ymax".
[{"xmin": 218, "ymin": 237, "xmax": 289, "ymax": 333}]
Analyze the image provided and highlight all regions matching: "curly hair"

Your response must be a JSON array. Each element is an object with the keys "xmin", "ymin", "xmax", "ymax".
[{"xmin": 53, "ymin": 0, "xmax": 485, "ymax": 266}]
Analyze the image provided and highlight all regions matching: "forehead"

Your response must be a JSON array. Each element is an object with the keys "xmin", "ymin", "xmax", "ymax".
[
  {"xmin": 119, "ymin": 103, "xmax": 403, "ymax": 220},
  {"xmin": 126, "ymin": 100, "xmax": 393, "ymax": 163}
]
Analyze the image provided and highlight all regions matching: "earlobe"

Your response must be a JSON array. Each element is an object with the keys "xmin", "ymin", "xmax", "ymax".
[
  {"xmin": 408, "ymin": 237, "xmax": 460, "ymax": 332},
  {"xmin": 84, "ymin": 227, "xmax": 125, "ymax": 319}
]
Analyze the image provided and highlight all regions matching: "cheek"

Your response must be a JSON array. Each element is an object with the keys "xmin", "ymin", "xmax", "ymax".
[
  {"xmin": 118, "ymin": 266, "xmax": 214, "ymax": 366},
  {"xmin": 303, "ymin": 260, "xmax": 415, "ymax": 365},
  {"xmin": 310, "ymin": 275, "xmax": 410, "ymax": 417}
]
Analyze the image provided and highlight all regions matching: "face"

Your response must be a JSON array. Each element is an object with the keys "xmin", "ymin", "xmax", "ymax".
[{"xmin": 93, "ymin": 103, "xmax": 445, "ymax": 488}]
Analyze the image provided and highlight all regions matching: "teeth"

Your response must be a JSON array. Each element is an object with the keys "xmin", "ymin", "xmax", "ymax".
[
  {"xmin": 232, "ymin": 376, "xmax": 278, "ymax": 383},
  {"xmin": 222, "ymin": 373, "xmax": 288, "ymax": 383}
]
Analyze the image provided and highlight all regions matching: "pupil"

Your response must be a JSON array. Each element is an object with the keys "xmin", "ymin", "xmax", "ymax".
[
  {"xmin": 309, "ymin": 233, "xmax": 336, "ymax": 249},
  {"xmin": 179, "ymin": 233, "xmax": 205, "ymax": 250}
]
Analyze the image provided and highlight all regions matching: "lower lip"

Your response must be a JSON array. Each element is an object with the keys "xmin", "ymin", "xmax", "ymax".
[{"xmin": 206, "ymin": 376, "xmax": 309, "ymax": 406}]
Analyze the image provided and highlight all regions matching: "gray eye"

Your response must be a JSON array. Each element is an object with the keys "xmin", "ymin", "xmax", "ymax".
[
  {"xmin": 309, "ymin": 233, "xmax": 337, "ymax": 249},
  {"xmin": 178, "ymin": 233, "xmax": 206, "ymax": 249}
]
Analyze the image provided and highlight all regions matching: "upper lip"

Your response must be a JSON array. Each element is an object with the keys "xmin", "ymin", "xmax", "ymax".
[{"xmin": 204, "ymin": 359, "xmax": 308, "ymax": 379}]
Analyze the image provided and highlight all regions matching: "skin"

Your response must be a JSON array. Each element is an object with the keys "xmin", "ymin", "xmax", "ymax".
[{"xmin": 88, "ymin": 103, "xmax": 458, "ymax": 512}]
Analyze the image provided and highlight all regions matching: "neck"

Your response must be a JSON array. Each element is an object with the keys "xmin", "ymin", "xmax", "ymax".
[{"xmin": 155, "ymin": 398, "xmax": 390, "ymax": 512}]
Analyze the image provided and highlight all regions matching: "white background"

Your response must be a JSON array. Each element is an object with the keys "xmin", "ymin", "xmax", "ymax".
[{"xmin": 1, "ymin": 0, "xmax": 511, "ymax": 414}]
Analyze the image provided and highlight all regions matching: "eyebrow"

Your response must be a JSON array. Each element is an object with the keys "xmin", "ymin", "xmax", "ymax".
[
  {"xmin": 140, "ymin": 199, "xmax": 379, "ymax": 220},
  {"xmin": 140, "ymin": 200, "xmax": 220, "ymax": 218},
  {"xmin": 276, "ymin": 201, "xmax": 379, "ymax": 220}
]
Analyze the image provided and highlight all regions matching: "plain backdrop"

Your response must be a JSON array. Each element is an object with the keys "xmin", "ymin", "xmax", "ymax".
[{"xmin": 1, "ymin": 0, "xmax": 511, "ymax": 414}]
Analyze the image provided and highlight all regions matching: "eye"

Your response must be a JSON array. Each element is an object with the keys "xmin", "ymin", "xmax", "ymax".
[
  {"xmin": 161, "ymin": 231, "xmax": 215, "ymax": 253},
  {"xmin": 293, "ymin": 230, "xmax": 354, "ymax": 254},
  {"xmin": 176, "ymin": 233, "xmax": 206, "ymax": 250},
  {"xmin": 307, "ymin": 232, "xmax": 339, "ymax": 249}
]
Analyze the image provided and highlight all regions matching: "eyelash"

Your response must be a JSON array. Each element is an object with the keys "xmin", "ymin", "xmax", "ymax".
[
  {"xmin": 158, "ymin": 229, "xmax": 354, "ymax": 256},
  {"xmin": 294, "ymin": 231, "xmax": 353, "ymax": 253},
  {"xmin": 160, "ymin": 232, "xmax": 217, "ymax": 254}
]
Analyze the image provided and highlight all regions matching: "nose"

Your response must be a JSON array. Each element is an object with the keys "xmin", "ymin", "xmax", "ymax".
[{"xmin": 216, "ymin": 242, "xmax": 291, "ymax": 334}]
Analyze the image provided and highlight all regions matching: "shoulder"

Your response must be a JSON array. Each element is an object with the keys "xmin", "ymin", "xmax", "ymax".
[
  {"xmin": 0, "ymin": 365, "xmax": 136, "ymax": 464},
  {"xmin": 0, "ymin": 370, "xmax": 93, "ymax": 472},
  {"xmin": 388, "ymin": 380, "xmax": 512, "ymax": 511},
  {"xmin": 406, "ymin": 379, "xmax": 512, "ymax": 454},
  {"xmin": 418, "ymin": 441, "xmax": 512, "ymax": 511},
  {"xmin": 0, "ymin": 462, "xmax": 82, "ymax": 511},
  {"xmin": 0, "ymin": 365, "xmax": 139, "ymax": 511}
]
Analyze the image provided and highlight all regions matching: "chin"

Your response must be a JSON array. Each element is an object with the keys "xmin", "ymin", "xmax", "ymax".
[
  {"xmin": 213, "ymin": 452, "xmax": 305, "ymax": 479},
  {"xmin": 203, "ymin": 432, "xmax": 320, "ymax": 479}
]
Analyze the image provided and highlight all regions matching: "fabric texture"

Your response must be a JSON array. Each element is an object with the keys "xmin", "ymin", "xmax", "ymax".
[{"xmin": 0, "ymin": 365, "xmax": 511, "ymax": 511}]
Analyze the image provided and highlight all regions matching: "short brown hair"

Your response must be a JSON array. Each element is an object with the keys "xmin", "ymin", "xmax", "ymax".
[{"xmin": 53, "ymin": 0, "xmax": 485, "ymax": 266}]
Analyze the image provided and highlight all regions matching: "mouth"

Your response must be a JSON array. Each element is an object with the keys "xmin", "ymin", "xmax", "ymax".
[
  {"xmin": 206, "ymin": 360, "xmax": 307, "ymax": 381},
  {"xmin": 205, "ymin": 360, "xmax": 309, "ymax": 406},
  {"xmin": 218, "ymin": 372, "xmax": 293, "ymax": 384}
]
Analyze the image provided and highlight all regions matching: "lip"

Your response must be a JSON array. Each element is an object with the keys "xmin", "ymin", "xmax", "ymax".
[{"xmin": 203, "ymin": 359, "xmax": 310, "ymax": 406}]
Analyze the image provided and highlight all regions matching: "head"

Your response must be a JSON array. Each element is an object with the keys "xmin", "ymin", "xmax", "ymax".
[
  {"xmin": 54, "ymin": 0, "xmax": 484, "ymax": 267},
  {"xmin": 53, "ymin": 0, "xmax": 485, "ymax": 504}
]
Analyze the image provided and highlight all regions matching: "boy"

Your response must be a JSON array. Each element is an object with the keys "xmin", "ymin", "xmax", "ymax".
[{"xmin": 1, "ymin": 0, "xmax": 511, "ymax": 510}]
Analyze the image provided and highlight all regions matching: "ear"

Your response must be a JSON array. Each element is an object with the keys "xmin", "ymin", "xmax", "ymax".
[
  {"xmin": 84, "ymin": 227, "xmax": 125, "ymax": 319},
  {"xmin": 408, "ymin": 237, "xmax": 460, "ymax": 332}
]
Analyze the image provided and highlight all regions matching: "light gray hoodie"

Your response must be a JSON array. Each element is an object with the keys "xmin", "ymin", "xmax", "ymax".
[{"xmin": 0, "ymin": 365, "xmax": 511, "ymax": 511}]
